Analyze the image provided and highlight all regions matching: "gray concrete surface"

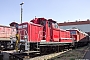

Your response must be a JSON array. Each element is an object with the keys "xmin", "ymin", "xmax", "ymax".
[
  {"xmin": 84, "ymin": 49, "xmax": 90, "ymax": 60},
  {"xmin": 3, "ymin": 52, "xmax": 9, "ymax": 60}
]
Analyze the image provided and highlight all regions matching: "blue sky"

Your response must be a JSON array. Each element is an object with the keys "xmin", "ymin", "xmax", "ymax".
[{"xmin": 0, "ymin": 0, "xmax": 90, "ymax": 26}]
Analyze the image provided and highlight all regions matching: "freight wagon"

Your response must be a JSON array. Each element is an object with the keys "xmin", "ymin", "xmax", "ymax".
[{"xmin": 0, "ymin": 25, "xmax": 16, "ymax": 50}]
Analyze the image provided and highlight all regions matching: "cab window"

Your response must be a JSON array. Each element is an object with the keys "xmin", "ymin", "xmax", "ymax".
[
  {"xmin": 52, "ymin": 23, "xmax": 58, "ymax": 29},
  {"xmin": 40, "ymin": 20, "xmax": 46, "ymax": 26},
  {"xmin": 48, "ymin": 21, "xmax": 50, "ymax": 27},
  {"xmin": 70, "ymin": 31, "xmax": 76, "ymax": 35}
]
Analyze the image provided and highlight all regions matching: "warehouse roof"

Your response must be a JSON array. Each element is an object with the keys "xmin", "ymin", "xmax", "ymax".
[{"xmin": 58, "ymin": 19, "xmax": 90, "ymax": 26}]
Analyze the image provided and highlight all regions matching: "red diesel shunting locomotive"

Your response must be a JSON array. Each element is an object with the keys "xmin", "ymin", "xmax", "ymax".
[{"xmin": 9, "ymin": 18, "xmax": 89, "ymax": 53}]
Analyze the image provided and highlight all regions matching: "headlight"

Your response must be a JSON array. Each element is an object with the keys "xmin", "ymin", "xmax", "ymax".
[
  {"xmin": 1, "ymin": 45, "xmax": 4, "ymax": 48},
  {"xmin": 23, "ymin": 24, "xmax": 27, "ymax": 28},
  {"xmin": 24, "ymin": 35, "xmax": 27, "ymax": 39},
  {"xmin": 11, "ymin": 45, "xmax": 13, "ymax": 48},
  {"xmin": 18, "ymin": 25, "xmax": 22, "ymax": 29},
  {"xmin": 10, "ymin": 36, "xmax": 13, "ymax": 39}
]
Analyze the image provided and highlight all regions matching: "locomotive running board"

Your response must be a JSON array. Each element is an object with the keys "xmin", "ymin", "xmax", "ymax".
[
  {"xmin": 39, "ymin": 42, "xmax": 72, "ymax": 46},
  {"xmin": 40, "ymin": 42, "xmax": 72, "ymax": 44},
  {"xmin": 41, "ymin": 40, "xmax": 46, "ymax": 42}
]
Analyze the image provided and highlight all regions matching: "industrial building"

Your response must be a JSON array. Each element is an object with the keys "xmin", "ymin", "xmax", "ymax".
[{"xmin": 58, "ymin": 19, "xmax": 90, "ymax": 35}]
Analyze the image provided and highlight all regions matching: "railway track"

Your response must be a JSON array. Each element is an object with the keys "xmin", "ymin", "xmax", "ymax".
[
  {"xmin": 83, "ymin": 44, "xmax": 90, "ymax": 59},
  {"xmin": 0, "ymin": 43, "xmax": 89, "ymax": 60},
  {"xmin": 7, "ymin": 46, "xmax": 73, "ymax": 60},
  {"xmin": 49, "ymin": 44, "xmax": 90, "ymax": 60},
  {"xmin": 1, "ymin": 50, "xmax": 40, "ymax": 60},
  {"xmin": 0, "ymin": 44, "xmax": 72, "ymax": 60},
  {"xmin": 8, "ymin": 49, "xmax": 72, "ymax": 60},
  {"xmin": 29, "ymin": 49, "xmax": 72, "ymax": 60}
]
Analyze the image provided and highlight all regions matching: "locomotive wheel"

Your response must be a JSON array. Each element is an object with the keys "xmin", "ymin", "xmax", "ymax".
[{"xmin": 40, "ymin": 46, "xmax": 47, "ymax": 55}]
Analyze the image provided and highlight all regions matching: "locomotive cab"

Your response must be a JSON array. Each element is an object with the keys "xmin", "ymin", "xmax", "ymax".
[
  {"xmin": 31, "ymin": 18, "xmax": 48, "ymax": 42},
  {"xmin": 37, "ymin": 18, "xmax": 60, "ymax": 42},
  {"xmin": 48, "ymin": 19, "xmax": 60, "ymax": 42}
]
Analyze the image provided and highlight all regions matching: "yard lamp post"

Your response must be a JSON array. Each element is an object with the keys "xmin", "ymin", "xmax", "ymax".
[{"xmin": 20, "ymin": 2, "xmax": 24, "ymax": 23}]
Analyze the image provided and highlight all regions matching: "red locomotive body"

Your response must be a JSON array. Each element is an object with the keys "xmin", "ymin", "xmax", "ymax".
[
  {"xmin": 9, "ymin": 18, "xmax": 89, "ymax": 52},
  {"xmin": 48, "ymin": 19, "xmax": 60, "ymax": 42},
  {"xmin": 18, "ymin": 22, "xmax": 43, "ymax": 42},
  {"xmin": 66, "ymin": 28, "xmax": 89, "ymax": 46},
  {"xmin": 60, "ymin": 29, "xmax": 73, "ymax": 43},
  {"xmin": 29, "ymin": 18, "xmax": 72, "ymax": 43},
  {"xmin": 31, "ymin": 18, "xmax": 51, "ymax": 42},
  {"xmin": 52, "ymin": 28, "xmax": 60, "ymax": 42}
]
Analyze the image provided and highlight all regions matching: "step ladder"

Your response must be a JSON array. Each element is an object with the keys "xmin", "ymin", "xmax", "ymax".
[
  {"xmin": 15, "ymin": 29, "xmax": 30, "ymax": 51},
  {"xmin": 36, "ymin": 31, "xmax": 46, "ymax": 51}
]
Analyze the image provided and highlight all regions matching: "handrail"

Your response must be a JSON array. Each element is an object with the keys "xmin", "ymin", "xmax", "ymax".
[
  {"xmin": 36, "ymin": 31, "xmax": 46, "ymax": 50},
  {"xmin": 14, "ymin": 29, "xmax": 30, "ymax": 52},
  {"xmin": 18, "ymin": 29, "xmax": 29, "ymax": 41}
]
